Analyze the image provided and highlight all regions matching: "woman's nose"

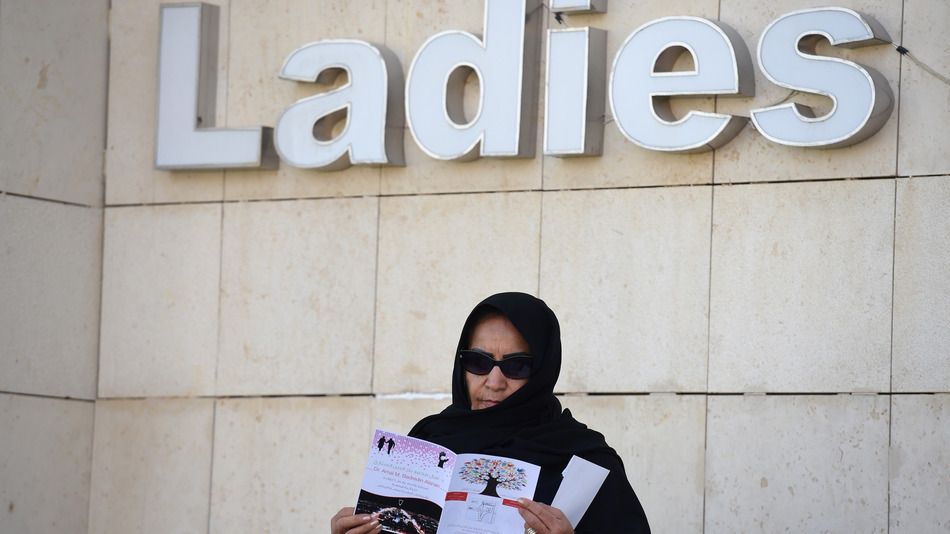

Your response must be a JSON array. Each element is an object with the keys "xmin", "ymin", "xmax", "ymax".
[{"xmin": 484, "ymin": 366, "xmax": 508, "ymax": 389}]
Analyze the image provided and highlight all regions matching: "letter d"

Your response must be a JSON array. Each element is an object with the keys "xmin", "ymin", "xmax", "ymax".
[{"xmin": 406, "ymin": 0, "xmax": 542, "ymax": 160}]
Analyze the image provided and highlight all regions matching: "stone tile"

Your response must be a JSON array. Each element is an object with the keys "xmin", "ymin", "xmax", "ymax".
[
  {"xmin": 374, "ymin": 192, "xmax": 542, "ymax": 394},
  {"xmin": 223, "ymin": 0, "xmax": 383, "ymax": 200},
  {"xmin": 715, "ymin": 0, "xmax": 902, "ymax": 183},
  {"xmin": 540, "ymin": 188, "xmax": 711, "ymax": 393},
  {"xmin": 87, "ymin": 398, "xmax": 214, "ymax": 534},
  {"xmin": 0, "ymin": 196, "xmax": 101, "ymax": 399},
  {"xmin": 217, "ymin": 197, "xmax": 378, "ymax": 395},
  {"xmin": 370, "ymin": 396, "xmax": 452, "ymax": 435},
  {"xmin": 709, "ymin": 180, "xmax": 893, "ymax": 392},
  {"xmin": 381, "ymin": 148, "xmax": 544, "ymax": 196},
  {"xmin": 705, "ymin": 394, "xmax": 889, "ymax": 533},
  {"xmin": 99, "ymin": 204, "xmax": 221, "ymax": 397},
  {"xmin": 890, "ymin": 394, "xmax": 950, "ymax": 533},
  {"xmin": 0, "ymin": 0, "xmax": 108, "ymax": 206},
  {"xmin": 560, "ymin": 394, "xmax": 706, "ymax": 534},
  {"xmin": 542, "ymin": 0, "xmax": 720, "ymax": 190},
  {"xmin": 380, "ymin": 0, "xmax": 544, "ymax": 195},
  {"xmin": 893, "ymin": 176, "xmax": 950, "ymax": 392},
  {"xmin": 898, "ymin": 0, "xmax": 950, "ymax": 176},
  {"xmin": 209, "ymin": 396, "xmax": 371, "ymax": 533},
  {"xmin": 385, "ymin": 0, "xmax": 488, "ymax": 70},
  {"xmin": 0, "ymin": 394, "xmax": 94, "ymax": 534},
  {"xmin": 105, "ymin": 0, "xmax": 224, "ymax": 205}
]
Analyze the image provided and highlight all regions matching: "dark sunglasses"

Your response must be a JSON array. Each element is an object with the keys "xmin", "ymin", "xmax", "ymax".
[{"xmin": 458, "ymin": 349, "xmax": 533, "ymax": 380}]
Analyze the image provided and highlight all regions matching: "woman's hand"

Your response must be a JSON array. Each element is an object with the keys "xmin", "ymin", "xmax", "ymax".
[
  {"xmin": 517, "ymin": 498, "xmax": 574, "ymax": 534},
  {"xmin": 330, "ymin": 507, "xmax": 381, "ymax": 534}
]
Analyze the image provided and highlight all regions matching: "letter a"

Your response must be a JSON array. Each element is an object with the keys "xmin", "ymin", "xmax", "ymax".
[{"xmin": 276, "ymin": 40, "xmax": 405, "ymax": 170}]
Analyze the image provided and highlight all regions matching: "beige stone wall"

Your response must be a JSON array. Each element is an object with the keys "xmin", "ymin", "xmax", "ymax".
[
  {"xmin": 0, "ymin": 0, "xmax": 108, "ymax": 532},
  {"xmin": 2, "ymin": 0, "xmax": 949, "ymax": 533}
]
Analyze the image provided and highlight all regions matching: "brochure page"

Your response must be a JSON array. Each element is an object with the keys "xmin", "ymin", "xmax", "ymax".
[
  {"xmin": 355, "ymin": 429, "xmax": 457, "ymax": 534},
  {"xmin": 436, "ymin": 454, "xmax": 541, "ymax": 534}
]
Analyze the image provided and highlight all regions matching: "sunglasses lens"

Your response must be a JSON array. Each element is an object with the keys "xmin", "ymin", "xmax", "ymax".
[
  {"xmin": 460, "ymin": 351, "xmax": 495, "ymax": 375},
  {"xmin": 499, "ymin": 357, "xmax": 532, "ymax": 380}
]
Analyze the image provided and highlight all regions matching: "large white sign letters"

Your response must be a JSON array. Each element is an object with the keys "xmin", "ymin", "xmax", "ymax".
[{"xmin": 155, "ymin": 1, "xmax": 895, "ymax": 170}]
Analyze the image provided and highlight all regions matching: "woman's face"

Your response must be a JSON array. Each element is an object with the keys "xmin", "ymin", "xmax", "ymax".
[{"xmin": 465, "ymin": 314, "xmax": 532, "ymax": 410}]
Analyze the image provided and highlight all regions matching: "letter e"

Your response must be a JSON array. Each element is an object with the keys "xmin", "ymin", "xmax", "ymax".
[{"xmin": 610, "ymin": 16, "xmax": 754, "ymax": 153}]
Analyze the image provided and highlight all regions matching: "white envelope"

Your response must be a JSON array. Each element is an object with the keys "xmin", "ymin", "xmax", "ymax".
[{"xmin": 550, "ymin": 455, "xmax": 610, "ymax": 528}]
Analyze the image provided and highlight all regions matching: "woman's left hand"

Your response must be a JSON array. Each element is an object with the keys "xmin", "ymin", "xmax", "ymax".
[{"xmin": 516, "ymin": 498, "xmax": 574, "ymax": 534}]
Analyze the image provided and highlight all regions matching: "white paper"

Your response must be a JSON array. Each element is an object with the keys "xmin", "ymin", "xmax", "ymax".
[
  {"xmin": 438, "ymin": 453, "xmax": 541, "ymax": 534},
  {"xmin": 550, "ymin": 455, "xmax": 610, "ymax": 528}
]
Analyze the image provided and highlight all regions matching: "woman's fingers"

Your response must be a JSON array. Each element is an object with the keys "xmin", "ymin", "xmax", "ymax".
[
  {"xmin": 516, "ymin": 498, "xmax": 573, "ymax": 534},
  {"xmin": 345, "ymin": 518, "xmax": 381, "ymax": 534},
  {"xmin": 330, "ymin": 507, "xmax": 381, "ymax": 534}
]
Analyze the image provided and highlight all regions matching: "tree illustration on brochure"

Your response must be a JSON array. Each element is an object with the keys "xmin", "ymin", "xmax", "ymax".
[{"xmin": 457, "ymin": 458, "xmax": 528, "ymax": 498}]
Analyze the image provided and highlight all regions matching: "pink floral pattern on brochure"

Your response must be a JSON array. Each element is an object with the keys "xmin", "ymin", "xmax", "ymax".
[{"xmin": 356, "ymin": 430, "xmax": 457, "ymax": 534}]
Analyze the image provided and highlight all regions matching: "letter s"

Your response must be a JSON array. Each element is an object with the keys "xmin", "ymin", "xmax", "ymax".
[{"xmin": 750, "ymin": 7, "xmax": 894, "ymax": 148}]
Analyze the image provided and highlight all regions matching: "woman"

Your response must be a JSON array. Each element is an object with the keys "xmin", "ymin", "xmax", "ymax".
[{"xmin": 332, "ymin": 292, "xmax": 650, "ymax": 534}]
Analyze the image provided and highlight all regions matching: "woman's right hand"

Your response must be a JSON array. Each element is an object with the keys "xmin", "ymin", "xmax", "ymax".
[{"xmin": 330, "ymin": 507, "xmax": 381, "ymax": 534}]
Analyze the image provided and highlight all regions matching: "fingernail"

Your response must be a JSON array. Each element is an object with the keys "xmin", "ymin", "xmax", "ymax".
[
  {"xmin": 370, "ymin": 519, "xmax": 379, "ymax": 527},
  {"xmin": 517, "ymin": 498, "xmax": 528, "ymax": 505}
]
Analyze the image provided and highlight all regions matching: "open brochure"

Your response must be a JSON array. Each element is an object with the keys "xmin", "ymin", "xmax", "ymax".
[{"xmin": 355, "ymin": 429, "xmax": 541, "ymax": 534}]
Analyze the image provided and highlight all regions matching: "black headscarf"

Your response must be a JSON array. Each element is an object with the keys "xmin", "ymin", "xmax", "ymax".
[{"xmin": 409, "ymin": 292, "xmax": 650, "ymax": 533}]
